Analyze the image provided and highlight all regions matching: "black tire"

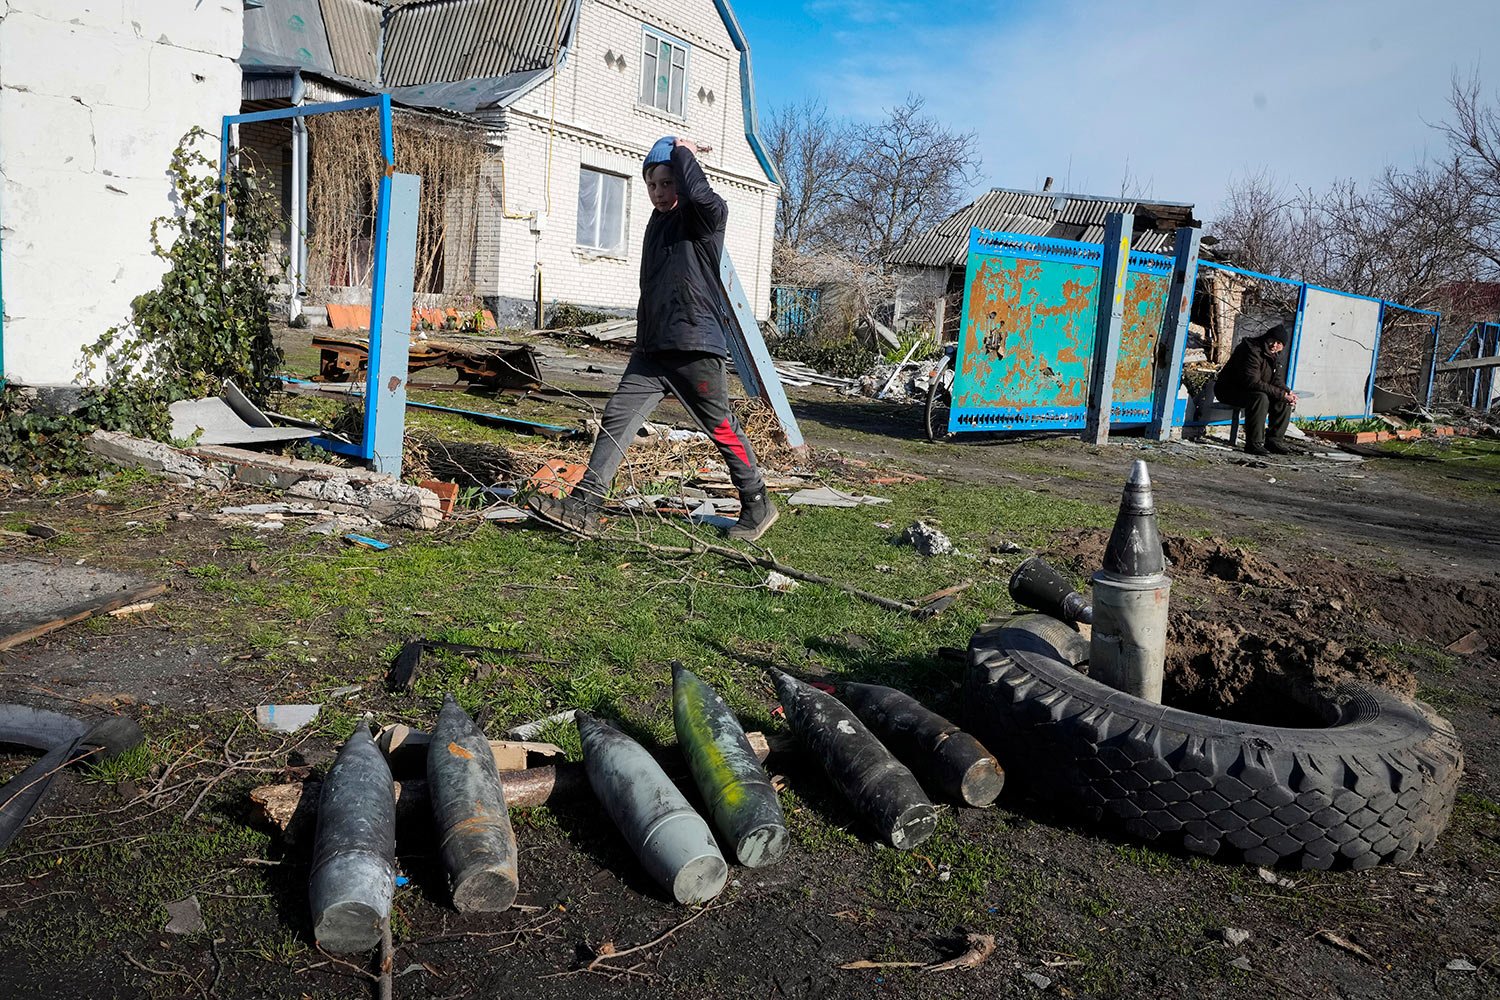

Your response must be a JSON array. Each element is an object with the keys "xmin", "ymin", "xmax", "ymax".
[
  {"xmin": 924, "ymin": 353, "xmax": 955, "ymax": 443},
  {"xmin": 966, "ymin": 618, "xmax": 1464, "ymax": 870}
]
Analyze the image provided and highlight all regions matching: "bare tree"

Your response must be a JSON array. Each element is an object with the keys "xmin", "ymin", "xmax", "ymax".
[
  {"xmin": 1438, "ymin": 71, "xmax": 1500, "ymax": 276},
  {"xmin": 763, "ymin": 98, "xmax": 854, "ymax": 255},
  {"xmin": 833, "ymin": 95, "xmax": 982, "ymax": 263}
]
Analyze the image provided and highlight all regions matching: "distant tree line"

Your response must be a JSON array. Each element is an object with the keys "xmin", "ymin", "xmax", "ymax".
[
  {"xmin": 763, "ymin": 95, "xmax": 981, "ymax": 337},
  {"xmin": 1211, "ymin": 73, "xmax": 1500, "ymax": 317}
]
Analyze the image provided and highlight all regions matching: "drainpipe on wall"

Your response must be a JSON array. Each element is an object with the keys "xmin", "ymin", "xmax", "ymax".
[{"xmin": 288, "ymin": 72, "xmax": 308, "ymax": 322}]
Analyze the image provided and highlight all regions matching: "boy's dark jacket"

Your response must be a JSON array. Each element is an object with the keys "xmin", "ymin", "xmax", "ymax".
[{"xmin": 636, "ymin": 145, "xmax": 731, "ymax": 357}]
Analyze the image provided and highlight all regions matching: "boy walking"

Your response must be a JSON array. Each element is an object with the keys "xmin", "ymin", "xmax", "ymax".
[{"xmin": 529, "ymin": 137, "xmax": 778, "ymax": 541}]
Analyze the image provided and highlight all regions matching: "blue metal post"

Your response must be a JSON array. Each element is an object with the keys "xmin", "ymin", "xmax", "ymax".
[
  {"xmin": 1148, "ymin": 226, "xmax": 1201, "ymax": 441},
  {"xmin": 1081, "ymin": 212, "xmax": 1133, "ymax": 445},
  {"xmin": 367, "ymin": 173, "xmax": 419, "ymax": 474},
  {"xmin": 1423, "ymin": 316, "xmax": 1442, "ymax": 408},
  {"xmin": 1286, "ymin": 283, "xmax": 1308, "ymax": 392},
  {"xmin": 718, "ymin": 247, "xmax": 804, "ymax": 449},
  {"xmin": 1365, "ymin": 301, "xmax": 1386, "ymax": 416}
]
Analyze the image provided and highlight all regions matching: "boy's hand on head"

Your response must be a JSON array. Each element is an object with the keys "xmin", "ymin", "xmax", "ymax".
[{"xmin": 675, "ymin": 138, "xmax": 712, "ymax": 154}]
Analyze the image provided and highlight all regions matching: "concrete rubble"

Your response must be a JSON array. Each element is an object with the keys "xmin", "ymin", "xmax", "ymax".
[{"xmin": 87, "ymin": 430, "xmax": 443, "ymax": 529}]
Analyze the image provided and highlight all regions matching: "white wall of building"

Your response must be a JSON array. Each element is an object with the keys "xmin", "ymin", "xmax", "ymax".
[
  {"xmin": 0, "ymin": 0, "xmax": 243, "ymax": 385},
  {"xmin": 477, "ymin": 0, "xmax": 778, "ymax": 321}
]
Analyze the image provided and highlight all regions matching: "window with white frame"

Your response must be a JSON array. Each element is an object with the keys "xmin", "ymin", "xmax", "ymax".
[
  {"xmin": 639, "ymin": 27, "xmax": 688, "ymax": 117},
  {"xmin": 577, "ymin": 167, "xmax": 627, "ymax": 254}
]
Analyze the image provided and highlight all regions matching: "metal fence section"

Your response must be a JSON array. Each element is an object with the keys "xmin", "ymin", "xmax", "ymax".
[
  {"xmin": 1288, "ymin": 286, "xmax": 1384, "ymax": 420},
  {"xmin": 948, "ymin": 229, "xmax": 1173, "ymax": 432},
  {"xmin": 771, "ymin": 285, "xmax": 820, "ymax": 339}
]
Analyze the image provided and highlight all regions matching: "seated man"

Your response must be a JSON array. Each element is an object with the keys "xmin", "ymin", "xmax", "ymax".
[
  {"xmin": 1215, "ymin": 323, "xmax": 1298, "ymax": 456},
  {"xmin": 528, "ymin": 136, "xmax": 777, "ymax": 541}
]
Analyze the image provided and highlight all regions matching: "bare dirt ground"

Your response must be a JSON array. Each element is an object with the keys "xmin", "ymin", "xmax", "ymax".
[{"xmin": 0, "ymin": 352, "xmax": 1496, "ymax": 1000}]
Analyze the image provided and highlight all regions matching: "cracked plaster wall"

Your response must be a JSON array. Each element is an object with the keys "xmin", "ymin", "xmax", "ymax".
[{"xmin": 0, "ymin": 0, "xmax": 242, "ymax": 385}]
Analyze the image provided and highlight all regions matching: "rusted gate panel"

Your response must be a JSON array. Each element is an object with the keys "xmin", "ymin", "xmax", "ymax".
[{"xmin": 949, "ymin": 230, "xmax": 1172, "ymax": 433}]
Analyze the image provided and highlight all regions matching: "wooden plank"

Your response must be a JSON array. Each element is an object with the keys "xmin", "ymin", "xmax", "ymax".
[
  {"xmin": 1434, "ymin": 356, "xmax": 1500, "ymax": 373},
  {"xmin": 0, "ymin": 582, "xmax": 169, "ymax": 652}
]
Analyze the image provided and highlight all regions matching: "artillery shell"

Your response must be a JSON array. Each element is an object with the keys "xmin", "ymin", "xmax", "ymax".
[
  {"xmin": 577, "ymin": 712, "xmax": 728, "ymax": 905},
  {"xmin": 840, "ymin": 682, "xmax": 1004, "ymax": 808},
  {"xmin": 428, "ymin": 694, "xmax": 519, "ymax": 912},
  {"xmin": 1008, "ymin": 556, "xmax": 1093, "ymax": 625},
  {"xmin": 770, "ymin": 670, "xmax": 936, "ymax": 850},
  {"xmin": 309, "ymin": 724, "xmax": 396, "ymax": 953},
  {"xmin": 672, "ymin": 664, "xmax": 788, "ymax": 868}
]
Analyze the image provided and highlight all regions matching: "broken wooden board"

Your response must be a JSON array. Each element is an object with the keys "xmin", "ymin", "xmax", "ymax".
[{"xmin": 0, "ymin": 559, "xmax": 168, "ymax": 652}]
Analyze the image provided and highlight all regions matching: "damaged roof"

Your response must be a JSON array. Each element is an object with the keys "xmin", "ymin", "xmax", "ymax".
[
  {"xmin": 241, "ymin": 0, "xmax": 578, "ymax": 114},
  {"xmin": 889, "ymin": 187, "xmax": 1199, "ymax": 269}
]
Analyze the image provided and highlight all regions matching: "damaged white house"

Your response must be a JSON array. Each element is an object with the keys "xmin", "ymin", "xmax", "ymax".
[
  {"xmin": 240, "ymin": 0, "xmax": 781, "ymax": 326},
  {"xmin": 0, "ymin": 0, "xmax": 780, "ymax": 388}
]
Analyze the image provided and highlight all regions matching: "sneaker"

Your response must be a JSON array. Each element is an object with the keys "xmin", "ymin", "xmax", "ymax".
[
  {"xmin": 1266, "ymin": 439, "xmax": 1292, "ymax": 455},
  {"xmin": 725, "ymin": 488, "xmax": 779, "ymax": 542},
  {"xmin": 1244, "ymin": 442, "xmax": 1271, "ymax": 457},
  {"xmin": 525, "ymin": 493, "xmax": 603, "ymax": 537}
]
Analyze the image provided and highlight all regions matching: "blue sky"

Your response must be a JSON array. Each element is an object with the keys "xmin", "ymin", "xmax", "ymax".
[{"xmin": 732, "ymin": 0, "xmax": 1500, "ymax": 223}]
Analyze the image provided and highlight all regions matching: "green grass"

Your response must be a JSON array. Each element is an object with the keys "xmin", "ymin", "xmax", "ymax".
[{"xmin": 179, "ymin": 476, "xmax": 1113, "ymax": 736}]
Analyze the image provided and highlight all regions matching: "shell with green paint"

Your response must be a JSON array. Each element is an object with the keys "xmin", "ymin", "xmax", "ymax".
[{"xmin": 672, "ymin": 664, "xmax": 789, "ymax": 868}]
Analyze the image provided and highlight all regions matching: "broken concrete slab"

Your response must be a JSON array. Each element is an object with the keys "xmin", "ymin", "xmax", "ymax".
[
  {"xmin": 89, "ymin": 432, "xmax": 442, "ymax": 529},
  {"xmin": 86, "ymin": 430, "xmax": 230, "ymax": 488},
  {"xmin": 901, "ymin": 520, "xmax": 955, "ymax": 556}
]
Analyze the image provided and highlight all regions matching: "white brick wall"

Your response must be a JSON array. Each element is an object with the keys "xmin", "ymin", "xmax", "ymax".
[
  {"xmin": 482, "ymin": 0, "xmax": 778, "ymax": 321},
  {"xmin": 0, "ymin": 0, "xmax": 242, "ymax": 385}
]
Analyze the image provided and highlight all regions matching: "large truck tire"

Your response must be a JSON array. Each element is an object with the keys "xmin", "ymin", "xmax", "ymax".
[{"xmin": 966, "ymin": 616, "xmax": 1464, "ymax": 870}]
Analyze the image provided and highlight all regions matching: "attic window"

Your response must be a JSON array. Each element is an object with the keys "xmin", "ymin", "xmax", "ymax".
[{"xmin": 639, "ymin": 26, "xmax": 688, "ymax": 117}]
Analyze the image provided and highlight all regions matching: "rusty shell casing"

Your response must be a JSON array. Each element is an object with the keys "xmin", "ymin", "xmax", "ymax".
[
  {"xmin": 577, "ymin": 712, "xmax": 728, "ymax": 905},
  {"xmin": 771, "ymin": 670, "xmax": 937, "ymax": 850},
  {"xmin": 839, "ymin": 682, "xmax": 1004, "ymax": 808},
  {"xmin": 1008, "ymin": 556, "xmax": 1094, "ymax": 626},
  {"xmin": 672, "ymin": 664, "xmax": 789, "ymax": 868},
  {"xmin": 427, "ymin": 694, "xmax": 519, "ymax": 912},
  {"xmin": 309, "ymin": 724, "xmax": 396, "ymax": 953}
]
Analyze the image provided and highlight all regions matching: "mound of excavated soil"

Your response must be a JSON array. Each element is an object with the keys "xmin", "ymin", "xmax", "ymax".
[
  {"xmin": 1034, "ymin": 530, "xmax": 1481, "ymax": 726},
  {"xmin": 1164, "ymin": 616, "xmax": 1415, "ymax": 726}
]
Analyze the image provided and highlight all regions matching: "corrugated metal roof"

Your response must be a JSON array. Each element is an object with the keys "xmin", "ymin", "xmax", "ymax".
[
  {"xmin": 890, "ymin": 188, "xmax": 1195, "ymax": 269},
  {"xmin": 242, "ymin": 0, "xmax": 337, "ymax": 76},
  {"xmin": 321, "ymin": 0, "xmax": 383, "ymax": 82},
  {"xmin": 381, "ymin": 0, "xmax": 574, "ymax": 87},
  {"xmin": 388, "ymin": 67, "xmax": 548, "ymax": 116}
]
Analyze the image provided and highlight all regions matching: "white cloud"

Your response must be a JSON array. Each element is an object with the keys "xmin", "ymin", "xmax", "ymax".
[{"xmin": 805, "ymin": 0, "xmax": 1498, "ymax": 223}]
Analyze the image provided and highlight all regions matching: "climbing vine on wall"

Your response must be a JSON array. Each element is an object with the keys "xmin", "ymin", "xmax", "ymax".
[
  {"xmin": 79, "ymin": 127, "xmax": 284, "ymax": 439},
  {"xmin": 0, "ymin": 128, "xmax": 283, "ymax": 472}
]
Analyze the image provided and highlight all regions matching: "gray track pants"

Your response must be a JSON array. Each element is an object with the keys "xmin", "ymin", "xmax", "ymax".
[{"xmin": 575, "ymin": 350, "xmax": 763, "ymax": 501}]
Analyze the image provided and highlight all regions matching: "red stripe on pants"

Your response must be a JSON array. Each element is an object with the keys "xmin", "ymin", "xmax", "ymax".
[{"xmin": 712, "ymin": 418, "xmax": 750, "ymax": 467}]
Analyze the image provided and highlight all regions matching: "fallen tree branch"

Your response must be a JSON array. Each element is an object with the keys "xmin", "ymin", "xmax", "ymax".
[
  {"xmin": 539, "ymin": 901, "xmax": 728, "ymax": 978},
  {"xmin": 635, "ymin": 529, "xmax": 921, "ymax": 615}
]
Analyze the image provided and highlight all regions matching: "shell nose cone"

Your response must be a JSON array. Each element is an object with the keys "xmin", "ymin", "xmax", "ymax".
[
  {"xmin": 1101, "ymin": 461, "xmax": 1165, "ymax": 577},
  {"xmin": 1120, "ymin": 459, "xmax": 1156, "ymax": 514}
]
